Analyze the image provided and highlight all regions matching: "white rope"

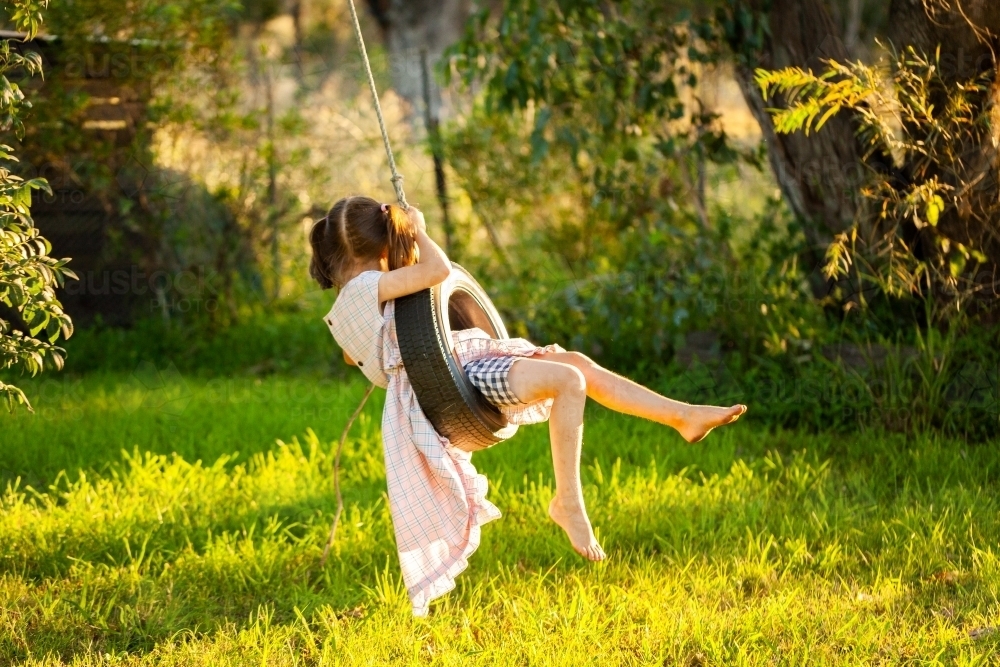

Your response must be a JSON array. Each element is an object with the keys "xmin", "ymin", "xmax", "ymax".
[
  {"xmin": 346, "ymin": 0, "xmax": 409, "ymax": 210},
  {"xmin": 321, "ymin": 1, "xmax": 403, "ymax": 565},
  {"xmin": 320, "ymin": 381, "xmax": 375, "ymax": 567}
]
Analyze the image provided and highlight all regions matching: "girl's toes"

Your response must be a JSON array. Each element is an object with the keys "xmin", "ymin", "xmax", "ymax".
[
  {"xmin": 725, "ymin": 405, "xmax": 747, "ymax": 423},
  {"xmin": 575, "ymin": 543, "xmax": 605, "ymax": 561}
]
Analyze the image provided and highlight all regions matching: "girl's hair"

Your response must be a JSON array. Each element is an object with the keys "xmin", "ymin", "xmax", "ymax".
[{"xmin": 309, "ymin": 195, "xmax": 418, "ymax": 289}]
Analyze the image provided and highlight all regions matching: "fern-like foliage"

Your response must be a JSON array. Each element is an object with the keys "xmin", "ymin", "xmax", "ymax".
[
  {"xmin": 755, "ymin": 65, "xmax": 875, "ymax": 136},
  {"xmin": 756, "ymin": 45, "xmax": 998, "ymax": 320}
]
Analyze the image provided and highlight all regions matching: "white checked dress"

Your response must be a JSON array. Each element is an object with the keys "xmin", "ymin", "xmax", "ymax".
[{"xmin": 324, "ymin": 270, "xmax": 563, "ymax": 616}]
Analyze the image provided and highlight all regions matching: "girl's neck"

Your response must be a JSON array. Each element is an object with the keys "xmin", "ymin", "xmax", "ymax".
[{"xmin": 343, "ymin": 258, "xmax": 385, "ymax": 285}]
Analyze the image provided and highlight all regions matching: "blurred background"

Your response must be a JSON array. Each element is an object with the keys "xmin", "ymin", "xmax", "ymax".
[{"xmin": 1, "ymin": 0, "xmax": 997, "ymax": 467}]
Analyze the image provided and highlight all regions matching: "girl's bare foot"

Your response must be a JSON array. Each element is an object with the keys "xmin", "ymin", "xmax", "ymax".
[
  {"xmin": 548, "ymin": 497, "xmax": 606, "ymax": 561},
  {"xmin": 676, "ymin": 404, "xmax": 747, "ymax": 443}
]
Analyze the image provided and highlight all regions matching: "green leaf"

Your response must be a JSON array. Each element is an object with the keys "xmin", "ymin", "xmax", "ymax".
[
  {"xmin": 24, "ymin": 177, "xmax": 51, "ymax": 195},
  {"xmin": 6, "ymin": 280, "xmax": 24, "ymax": 306},
  {"xmin": 926, "ymin": 194, "xmax": 944, "ymax": 227},
  {"xmin": 61, "ymin": 314, "xmax": 74, "ymax": 339},
  {"xmin": 45, "ymin": 315, "xmax": 60, "ymax": 342},
  {"xmin": 814, "ymin": 103, "xmax": 841, "ymax": 132},
  {"xmin": 949, "ymin": 250, "xmax": 966, "ymax": 277}
]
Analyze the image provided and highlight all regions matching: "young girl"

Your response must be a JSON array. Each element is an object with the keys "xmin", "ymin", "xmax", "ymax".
[{"xmin": 311, "ymin": 195, "xmax": 746, "ymax": 616}]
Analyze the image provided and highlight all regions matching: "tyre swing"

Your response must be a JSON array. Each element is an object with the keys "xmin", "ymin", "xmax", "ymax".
[{"xmin": 322, "ymin": 0, "xmax": 516, "ymax": 563}]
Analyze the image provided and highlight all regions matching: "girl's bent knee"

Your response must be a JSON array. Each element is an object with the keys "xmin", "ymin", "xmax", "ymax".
[
  {"xmin": 554, "ymin": 364, "xmax": 587, "ymax": 398},
  {"xmin": 567, "ymin": 351, "xmax": 594, "ymax": 366}
]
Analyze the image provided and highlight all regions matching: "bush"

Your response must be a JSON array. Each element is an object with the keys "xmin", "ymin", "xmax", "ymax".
[
  {"xmin": 54, "ymin": 306, "xmax": 345, "ymax": 377},
  {"xmin": 0, "ymin": 1, "xmax": 76, "ymax": 411}
]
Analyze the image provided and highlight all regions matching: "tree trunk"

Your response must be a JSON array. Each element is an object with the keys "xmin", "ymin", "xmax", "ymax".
[
  {"xmin": 364, "ymin": 0, "xmax": 473, "ymax": 115},
  {"xmin": 729, "ymin": 0, "xmax": 867, "ymax": 296},
  {"xmin": 887, "ymin": 0, "xmax": 1000, "ymax": 307},
  {"xmin": 731, "ymin": 0, "xmax": 1000, "ymax": 303},
  {"xmin": 887, "ymin": 0, "xmax": 1000, "ymax": 66}
]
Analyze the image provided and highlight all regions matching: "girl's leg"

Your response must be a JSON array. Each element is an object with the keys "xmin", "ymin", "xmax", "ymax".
[
  {"xmin": 506, "ymin": 358, "xmax": 606, "ymax": 561},
  {"xmin": 535, "ymin": 351, "xmax": 746, "ymax": 443}
]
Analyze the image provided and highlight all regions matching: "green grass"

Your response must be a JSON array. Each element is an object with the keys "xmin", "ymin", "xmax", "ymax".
[
  {"xmin": 2, "ymin": 372, "xmax": 1000, "ymax": 665},
  {"xmin": 0, "ymin": 370, "xmax": 361, "ymax": 488}
]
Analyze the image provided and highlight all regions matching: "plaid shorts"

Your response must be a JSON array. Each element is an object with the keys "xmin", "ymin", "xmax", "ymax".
[{"xmin": 464, "ymin": 355, "xmax": 524, "ymax": 407}]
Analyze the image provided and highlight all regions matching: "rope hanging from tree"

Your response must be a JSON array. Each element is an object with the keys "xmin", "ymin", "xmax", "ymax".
[
  {"xmin": 345, "ymin": 0, "xmax": 409, "ymax": 210},
  {"xmin": 321, "ymin": 382, "xmax": 376, "ymax": 566}
]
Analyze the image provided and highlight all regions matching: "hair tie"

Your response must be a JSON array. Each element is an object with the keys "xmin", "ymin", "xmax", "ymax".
[{"xmin": 380, "ymin": 203, "xmax": 389, "ymax": 213}]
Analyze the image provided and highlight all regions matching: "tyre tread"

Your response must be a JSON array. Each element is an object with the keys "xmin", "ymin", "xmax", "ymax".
[{"xmin": 395, "ymin": 265, "xmax": 512, "ymax": 450}]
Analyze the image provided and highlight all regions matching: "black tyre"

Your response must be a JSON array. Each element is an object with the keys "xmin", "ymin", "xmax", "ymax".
[{"xmin": 395, "ymin": 263, "xmax": 518, "ymax": 451}]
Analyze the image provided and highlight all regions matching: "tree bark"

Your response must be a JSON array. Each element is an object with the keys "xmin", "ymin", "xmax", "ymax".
[
  {"xmin": 888, "ymin": 0, "xmax": 1000, "ymax": 304},
  {"xmin": 732, "ymin": 0, "xmax": 1000, "ymax": 303},
  {"xmin": 729, "ymin": 0, "xmax": 867, "ymax": 296},
  {"xmin": 364, "ymin": 0, "xmax": 473, "ymax": 115}
]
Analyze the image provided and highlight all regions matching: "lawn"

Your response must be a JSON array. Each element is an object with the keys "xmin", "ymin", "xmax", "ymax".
[{"xmin": 2, "ymin": 371, "xmax": 999, "ymax": 665}]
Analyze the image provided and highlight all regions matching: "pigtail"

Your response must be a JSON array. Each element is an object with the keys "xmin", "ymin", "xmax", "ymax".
[
  {"xmin": 383, "ymin": 204, "xmax": 418, "ymax": 271},
  {"xmin": 308, "ymin": 198, "xmax": 352, "ymax": 289},
  {"xmin": 308, "ymin": 217, "xmax": 335, "ymax": 289}
]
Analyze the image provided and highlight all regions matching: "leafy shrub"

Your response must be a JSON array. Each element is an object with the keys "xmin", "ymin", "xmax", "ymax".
[
  {"xmin": 56, "ymin": 305, "xmax": 345, "ymax": 377},
  {"xmin": 0, "ymin": 2, "xmax": 76, "ymax": 411},
  {"xmin": 495, "ymin": 197, "xmax": 818, "ymax": 374}
]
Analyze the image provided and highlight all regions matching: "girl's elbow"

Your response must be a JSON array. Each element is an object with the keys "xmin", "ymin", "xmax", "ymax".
[{"xmin": 431, "ymin": 259, "xmax": 451, "ymax": 283}]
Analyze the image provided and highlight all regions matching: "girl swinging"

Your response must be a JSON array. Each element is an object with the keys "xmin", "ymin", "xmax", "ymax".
[{"xmin": 310, "ymin": 196, "xmax": 746, "ymax": 616}]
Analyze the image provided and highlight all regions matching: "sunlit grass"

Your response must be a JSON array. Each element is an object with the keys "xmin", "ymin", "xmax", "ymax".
[{"xmin": 2, "ymin": 373, "xmax": 999, "ymax": 665}]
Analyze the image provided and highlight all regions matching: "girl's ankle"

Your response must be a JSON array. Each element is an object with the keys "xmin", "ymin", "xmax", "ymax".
[{"xmin": 551, "ymin": 494, "xmax": 585, "ymax": 511}]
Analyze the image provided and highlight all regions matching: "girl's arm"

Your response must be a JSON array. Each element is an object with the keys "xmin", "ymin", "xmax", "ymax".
[{"xmin": 377, "ymin": 207, "xmax": 451, "ymax": 303}]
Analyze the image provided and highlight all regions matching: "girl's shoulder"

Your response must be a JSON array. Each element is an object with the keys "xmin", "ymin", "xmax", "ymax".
[
  {"xmin": 333, "ymin": 270, "xmax": 382, "ymax": 309},
  {"xmin": 342, "ymin": 269, "xmax": 383, "ymax": 292},
  {"xmin": 328, "ymin": 271, "xmax": 389, "ymax": 341}
]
